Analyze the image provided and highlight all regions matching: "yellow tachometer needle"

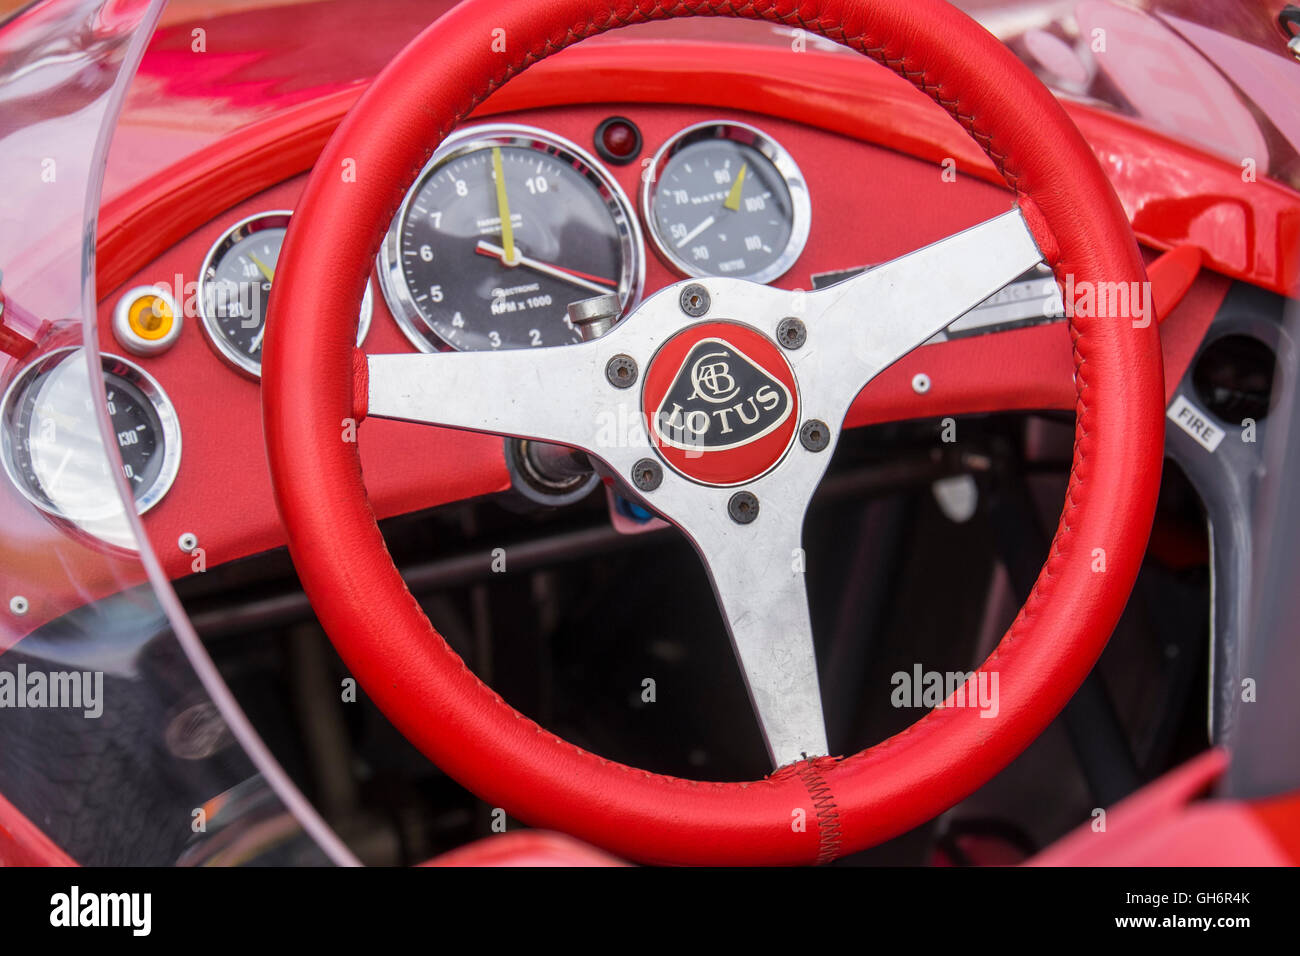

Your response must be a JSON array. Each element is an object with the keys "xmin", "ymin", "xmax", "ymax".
[
  {"xmin": 248, "ymin": 252, "xmax": 275, "ymax": 282},
  {"xmin": 492, "ymin": 146, "xmax": 519, "ymax": 266},
  {"xmin": 723, "ymin": 162, "xmax": 748, "ymax": 212}
]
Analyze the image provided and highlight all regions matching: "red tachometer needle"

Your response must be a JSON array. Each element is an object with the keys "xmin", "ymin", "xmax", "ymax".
[{"xmin": 475, "ymin": 240, "xmax": 617, "ymax": 295}]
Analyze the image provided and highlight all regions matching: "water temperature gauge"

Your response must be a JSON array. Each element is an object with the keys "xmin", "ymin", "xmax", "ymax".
[{"xmin": 643, "ymin": 121, "xmax": 811, "ymax": 285}]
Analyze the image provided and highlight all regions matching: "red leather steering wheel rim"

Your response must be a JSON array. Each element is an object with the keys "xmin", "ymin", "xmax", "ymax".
[{"xmin": 263, "ymin": 0, "xmax": 1164, "ymax": 866}]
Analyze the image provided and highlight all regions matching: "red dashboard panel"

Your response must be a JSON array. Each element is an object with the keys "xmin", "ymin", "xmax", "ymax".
[
  {"xmin": 93, "ymin": 103, "xmax": 1027, "ymax": 605},
  {"xmin": 112, "ymin": 101, "xmax": 1231, "ymax": 561},
  {"xmin": 3, "ymin": 38, "xmax": 1276, "ymax": 642},
  {"xmin": 95, "ymin": 173, "xmax": 512, "ymax": 583}
]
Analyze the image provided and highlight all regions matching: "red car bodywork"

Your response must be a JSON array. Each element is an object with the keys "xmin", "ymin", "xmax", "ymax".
[{"xmin": 1, "ymin": 0, "xmax": 1298, "ymax": 866}]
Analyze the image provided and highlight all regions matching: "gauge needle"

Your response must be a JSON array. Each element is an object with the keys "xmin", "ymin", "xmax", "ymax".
[
  {"xmin": 474, "ymin": 240, "xmax": 616, "ymax": 295},
  {"xmin": 248, "ymin": 252, "xmax": 275, "ymax": 282},
  {"xmin": 675, "ymin": 214, "xmax": 716, "ymax": 249},
  {"xmin": 723, "ymin": 162, "xmax": 748, "ymax": 212},
  {"xmin": 491, "ymin": 147, "xmax": 519, "ymax": 266},
  {"xmin": 47, "ymin": 448, "xmax": 74, "ymax": 494},
  {"xmin": 244, "ymin": 253, "xmax": 275, "ymax": 352}
]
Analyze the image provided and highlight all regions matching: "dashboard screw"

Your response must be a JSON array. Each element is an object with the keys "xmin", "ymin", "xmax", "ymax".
[
  {"xmin": 9, "ymin": 596, "xmax": 28, "ymax": 616},
  {"xmin": 912, "ymin": 373, "xmax": 931, "ymax": 394},
  {"xmin": 605, "ymin": 354, "xmax": 638, "ymax": 389},
  {"xmin": 728, "ymin": 491, "xmax": 759, "ymax": 524},
  {"xmin": 631, "ymin": 458, "xmax": 663, "ymax": 492},
  {"xmin": 799, "ymin": 419, "xmax": 830, "ymax": 452},
  {"xmin": 178, "ymin": 532, "xmax": 199, "ymax": 553},
  {"xmin": 776, "ymin": 317, "xmax": 806, "ymax": 349},
  {"xmin": 679, "ymin": 283, "xmax": 711, "ymax": 317}
]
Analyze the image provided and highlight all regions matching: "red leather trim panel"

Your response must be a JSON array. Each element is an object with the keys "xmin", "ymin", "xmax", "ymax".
[
  {"xmin": 1150, "ymin": 245, "xmax": 1204, "ymax": 323},
  {"xmin": 264, "ymin": 0, "xmax": 1164, "ymax": 865},
  {"xmin": 422, "ymin": 831, "xmax": 626, "ymax": 867},
  {"xmin": 1029, "ymin": 750, "xmax": 1300, "ymax": 866},
  {"xmin": 1251, "ymin": 792, "xmax": 1300, "ymax": 865}
]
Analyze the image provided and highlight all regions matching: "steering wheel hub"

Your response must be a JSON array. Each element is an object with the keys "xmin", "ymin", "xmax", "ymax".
[{"xmin": 642, "ymin": 318, "xmax": 800, "ymax": 486}]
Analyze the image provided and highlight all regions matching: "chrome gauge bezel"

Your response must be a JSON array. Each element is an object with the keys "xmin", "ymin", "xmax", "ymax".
[
  {"xmin": 198, "ymin": 209, "xmax": 374, "ymax": 377},
  {"xmin": 1, "ymin": 347, "xmax": 182, "ymax": 524},
  {"xmin": 112, "ymin": 284, "xmax": 182, "ymax": 357},
  {"xmin": 377, "ymin": 123, "xmax": 645, "ymax": 353},
  {"xmin": 642, "ymin": 120, "xmax": 812, "ymax": 285}
]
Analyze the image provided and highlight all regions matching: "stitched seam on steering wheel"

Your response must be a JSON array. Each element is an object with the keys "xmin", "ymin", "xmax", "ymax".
[
  {"xmin": 384, "ymin": 0, "xmax": 1085, "ymax": 791},
  {"xmin": 793, "ymin": 759, "xmax": 843, "ymax": 863}
]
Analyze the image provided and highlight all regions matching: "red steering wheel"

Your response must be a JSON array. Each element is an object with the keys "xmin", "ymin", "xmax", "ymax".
[{"xmin": 263, "ymin": 0, "xmax": 1164, "ymax": 865}]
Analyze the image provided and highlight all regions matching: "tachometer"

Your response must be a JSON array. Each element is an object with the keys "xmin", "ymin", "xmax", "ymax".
[
  {"xmin": 199, "ymin": 210, "xmax": 373, "ymax": 377},
  {"xmin": 1, "ymin": 348, "xmax": 181, "ymax": 527},
  {"xmin": 378, "ymin": 124, "xmax": 644, "ymax": 352},
  {"xmin": 643, "ymin": 121, "xmax": 810, "ymax": 284}
]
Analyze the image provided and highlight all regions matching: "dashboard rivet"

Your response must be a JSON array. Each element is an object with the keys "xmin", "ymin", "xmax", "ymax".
[
  {"xmin": 776, "ymin": 317, "xmax": 806, "ymax": 349},
  {"xmin": 9, "ymin": 596, "xmax": 28, "ymax": 616},
  {"xmin": 631, "ymin": 458, "xmax": 663, "ymax": 492},
  {"xmin": 728, "ymin": 491, "xmax": 760, "ymax": 524},
  {"xmin": 605, "ymin": 354, "xmax": 638, "ymax": 389},
  {"xmin": 799, "ymin": 419, "xmax": 830, "ymax": 452},
  {"xmin": 912, "ymin": 373, "xmax": 932, "ymax": 394},
  {"xmin": 679, "ymin": 283, "xmax": 711, "ymax": 317},
  {"xmin": 178, "ymin": 532, "xmax": 199, "ymax": 553}
]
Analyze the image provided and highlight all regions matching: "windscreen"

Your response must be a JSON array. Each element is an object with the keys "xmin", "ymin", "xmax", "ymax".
[{"xmin": 0, "ymin": 0, "xmax": 352, "ymax": 866}]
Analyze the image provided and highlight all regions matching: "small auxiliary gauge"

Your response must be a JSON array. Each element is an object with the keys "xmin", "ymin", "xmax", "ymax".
[
  {"xmin": 199, "ymin": 210, "xmax": 373, "ymax": 377},
  {"xmin": 643, "ymin": 121, "xmax": 811, "ymax": 285},
  {"xmin": 1, "ymin": 348, "xmax": 181, "ymax": 547}
]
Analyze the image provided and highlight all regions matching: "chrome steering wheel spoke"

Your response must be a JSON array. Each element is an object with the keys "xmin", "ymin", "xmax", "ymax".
[
  {"xmin": 801, "ymin": 207, "xmax": 1045, "ymax": 390},
  {"xmin": 628, "ymin": 444, "xmax": 833, "ymax": 768},
  {"xmin": 366, "ymin": 340, "xmax": 629, "ymax": 452}
]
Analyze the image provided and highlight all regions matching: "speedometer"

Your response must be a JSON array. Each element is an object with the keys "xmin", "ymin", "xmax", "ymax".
[
  {"xmin": 378, "ymin": 124, "xmax": 643, "ymax": 352},
  {"xmin": 643, "ymin": 121, "xmax": 810, "ymax": 284},
  {"xmin": 1, "ymin": 348, "xmax": 180, "ymax": 544}
]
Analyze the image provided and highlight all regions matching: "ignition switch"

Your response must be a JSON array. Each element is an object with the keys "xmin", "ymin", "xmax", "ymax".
[{"xmin": 505, "ymin": 438, "xmax": 599, "ymax": 507}]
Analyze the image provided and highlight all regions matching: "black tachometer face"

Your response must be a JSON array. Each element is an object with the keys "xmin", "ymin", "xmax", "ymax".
[{"xmin": 379, "ymin": 126, "xmax": 643, "ymax": 352}]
